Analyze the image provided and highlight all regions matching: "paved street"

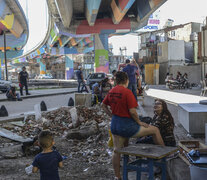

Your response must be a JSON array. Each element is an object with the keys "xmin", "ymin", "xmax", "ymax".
[
  {"xmin": 0, "ymin": 88, "xmax": 76, "ymax": 116},
  {"xmin": 0, "ymin": 87, "xmax": 77, "ymax": 100}
]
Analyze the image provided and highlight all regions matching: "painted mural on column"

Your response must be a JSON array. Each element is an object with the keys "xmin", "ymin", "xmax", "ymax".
[
  {"xmin": 37, "ymin": 58, "xmax": 46, "ymax": 74},
  {"xmin": 65, "ymin": 55, "xmax": 74, "ymax": 80},
  {"xmin": 0, "ymin": 58, "xmax": 1, "ymax": 79},
  {"xmin": 94, "ymin": 34, "xmax": 109, "ymax": 73}
]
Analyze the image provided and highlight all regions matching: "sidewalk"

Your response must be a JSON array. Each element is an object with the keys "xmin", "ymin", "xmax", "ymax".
[
  {"xmin": 0, "ymin": 87, "xmax": 77, "ymax": 102},
  {"xmin": 145, "ymin": 85, "xmax": 206, "ymax": 105}
]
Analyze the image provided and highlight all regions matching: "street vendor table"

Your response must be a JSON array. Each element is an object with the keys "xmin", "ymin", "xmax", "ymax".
[{"xmin": 115, "ymin": 144, "xmax": 178, "ymax": 180}]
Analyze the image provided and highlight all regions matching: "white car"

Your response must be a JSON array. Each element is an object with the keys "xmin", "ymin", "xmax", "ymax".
[{"xmin": 0, "ymin": 80, "xmax": 12, "ymax": 93}]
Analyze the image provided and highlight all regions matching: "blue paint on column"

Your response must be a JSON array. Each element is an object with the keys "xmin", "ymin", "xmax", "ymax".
[
  {"xmin": 37, "ymin": 58, "xmax": 46, "ymax": 74},
  {"xmin": 99, "ymin": 34, "xmax": 109, "ymax": 50},
  {"xmin": 0, "ymin": 50, "xmax": 23, "ymax": 59},
  {"xmin": 65, "ymin": 56, "xmax": 74, "ymax": 80},
  {"xmin": 86, "ymin": 0, "xmax": 101, "ymax": 14}
]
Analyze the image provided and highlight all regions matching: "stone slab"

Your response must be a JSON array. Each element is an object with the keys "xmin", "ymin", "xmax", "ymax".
[
  {"xmin": 0, "ymin": 127, "xmax": 32, "ymax": 142},
  {"xmin": 75, "ymin": 93, "xmax": 92, "ymax": 107},
  {"xmin": 178, "ymin": 103, "xmax": 207, "ymax": 135}
]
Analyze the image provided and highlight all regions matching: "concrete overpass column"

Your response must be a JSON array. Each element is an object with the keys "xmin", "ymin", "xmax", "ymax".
[
  {"xmin": 65, "ymin": 55, "xmax": 74, "ymax": 80},
  {"xmin": 94, "ymin": 34, "xmax": 109, "ymax": 73},
  {"xmin": 0, "ymin": 58, "xmax": 2, "ymax": 79},
  {"xmin": 37, "ymin": 58, "xmax": 46, "ymax": 74}
]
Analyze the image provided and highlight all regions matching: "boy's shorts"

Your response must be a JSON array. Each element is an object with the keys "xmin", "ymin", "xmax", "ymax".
[{"xmin": 111, "ymin": 115, "xmax": 140, "ymax": 138}]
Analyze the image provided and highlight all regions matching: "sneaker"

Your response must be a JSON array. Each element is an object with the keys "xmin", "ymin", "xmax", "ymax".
[
  {"xmin": 26, "ymin": 93, "xmax": 31, "ymax": 95},
  {"xmin": 17, "ymin": 98, "xmax": 23, "ymax": 101}
]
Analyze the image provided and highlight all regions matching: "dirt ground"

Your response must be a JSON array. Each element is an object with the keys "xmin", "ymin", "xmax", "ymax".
[
  {"xmin": 0, "ymin": 130, "xmax": 114, "ymax": 180},
  {"xmin": 0, "ymin": 106, "xmax": 115, "ymax": 180}
]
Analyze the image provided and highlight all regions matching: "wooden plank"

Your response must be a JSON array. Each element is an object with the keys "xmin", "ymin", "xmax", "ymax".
[
  {"xmin": 0, "ymin": 127, "xmax": 31, "ymax": 142},
  {"xmin": 116, "ymin": 144, "xmax": 178, "ymax": 159}
]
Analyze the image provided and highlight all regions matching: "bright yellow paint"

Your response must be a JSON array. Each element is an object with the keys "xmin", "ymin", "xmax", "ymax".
[
  {"xmin": 145, "ymin": 64, "xmax": 159, "ymax": 85},
  {"xmin": 40, "ymin": 70, "xmax": 46, "ymax": 74},
  {"xmin": 0, "ymin": 14, "xmax": 14, "ymax": 30},
  {"xmin": 59, "ymin": 38, "xmax": 63, "ymax": 46},
  {"xmin": 37, "ymin": 49, "xmax": 41, "ymax": 55},
  {"xmin": 0, "ymin": 47, "xmax": 11, "ymax": 50}
]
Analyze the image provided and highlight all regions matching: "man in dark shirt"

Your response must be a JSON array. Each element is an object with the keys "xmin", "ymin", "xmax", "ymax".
[
  {"xmin": 76, "ymin": 66, "xmax": 88, "ymax": 93},
  {"xmin": 18, "ymin": 66, "xmax": 30, "ymax": 96},
  {"xmin": 123, "ymin": 59, "xmax": 138, "ymax": 101}
]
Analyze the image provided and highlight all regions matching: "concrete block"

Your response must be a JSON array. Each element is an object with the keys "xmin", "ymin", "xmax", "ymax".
[
  {"xmin": 167, "ymin": 157, "xmax": 190, "ymax": 180},
  {"xmin": 178, "ymin": 103, "xmax": 207, "ymax": 136},
  {"xmin": 75, "ymin": 93, "xmax": 92, "ymax": 107}
]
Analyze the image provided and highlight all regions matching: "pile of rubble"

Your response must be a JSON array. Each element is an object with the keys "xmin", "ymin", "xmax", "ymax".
[
  {"xmin": 0, "ymin": 105, "xmax": 110, "ymax": 139},
  {"xmin": 0, "ymin": 105, "xmax": 114, "ymax": 179}
]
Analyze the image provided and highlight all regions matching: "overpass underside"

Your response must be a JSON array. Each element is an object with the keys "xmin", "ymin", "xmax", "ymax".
[{"xmin": 20, "ymin": 0, "xmax": 167, "ymax": 78}]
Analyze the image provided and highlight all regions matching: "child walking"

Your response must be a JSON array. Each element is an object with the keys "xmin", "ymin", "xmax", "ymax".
[{"xmin": 32, "ymin": 130, "xmax": 63, "ymax": 180}]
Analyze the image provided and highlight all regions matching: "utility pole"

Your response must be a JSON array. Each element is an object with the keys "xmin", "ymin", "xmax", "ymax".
[{"xmin": 3, "ymin": 31, "xmax": 8, "ymax": 81}]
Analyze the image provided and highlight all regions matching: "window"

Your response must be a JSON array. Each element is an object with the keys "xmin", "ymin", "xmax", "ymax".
[{"xmin": 171, "ymin": 31, "xmax": 175, "ymax": 37}]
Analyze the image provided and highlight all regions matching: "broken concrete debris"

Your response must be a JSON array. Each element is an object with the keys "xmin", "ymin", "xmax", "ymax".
[{"xmin": 0, "ymin": 105, "xmax": 113, "ymax": 178}]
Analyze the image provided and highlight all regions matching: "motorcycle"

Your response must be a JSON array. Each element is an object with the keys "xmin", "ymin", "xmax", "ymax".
[
  {"xmin": 167, "ymin": 79, "xmax": 182, "ymax": 90},
  {"xmin": 167, "ymin": 78, "xmax": 191, "ymax": 90}
]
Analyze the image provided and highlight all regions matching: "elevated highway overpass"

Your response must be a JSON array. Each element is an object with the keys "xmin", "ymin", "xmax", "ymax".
[
  {"xmin": 13, "ymin": 0, "xmax": 167, "ymax": 79},
  {"xmin": 0, "ymin": 0, "xmax": 29, "ymax": 79}
]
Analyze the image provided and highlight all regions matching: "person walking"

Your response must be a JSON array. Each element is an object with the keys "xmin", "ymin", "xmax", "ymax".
[
  {"xmin": 76, "ymin": 66, "xmax": 88, "ymax": 93},
  {"xmin": 18, "ymin": 66, "xmax": 30, "ymax": 96},
  {"xmin": 122, "ymin": 59, "xmax": 138, "ymax": 101}
]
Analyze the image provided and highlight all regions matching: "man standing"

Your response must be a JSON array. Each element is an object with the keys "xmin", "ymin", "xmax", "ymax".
[
  {"xmin": 18, "ymin": 66, "xmax": 30, "ymax": 96},
  {"xmin": 76, "ymin": 66, "xmax": 88, "ymax": 93},
  {"xmin": 123, "ymin": 59, "xmax": 138, "ymax": 101}
]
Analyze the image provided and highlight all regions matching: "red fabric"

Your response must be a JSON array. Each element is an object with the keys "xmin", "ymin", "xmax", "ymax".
[
  {"xmin": 19, "ymin": 83, "xmax": 23, "ymax": 88},
  {"xmin": 103, "ymin": 85, "xmax": 138, "ymax": 118}
]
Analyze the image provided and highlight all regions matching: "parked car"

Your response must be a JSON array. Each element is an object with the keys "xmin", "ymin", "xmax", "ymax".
[
  {"xmin": 0, "ymin": 80, "xmax": 12, "ymax": 93},
  {"xmin": 86, "ymin": 73, "xmax": 107, "ymax": 89}
]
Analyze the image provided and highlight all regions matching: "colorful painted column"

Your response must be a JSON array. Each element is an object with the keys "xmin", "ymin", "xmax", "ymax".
[
  {"xmin": 65, "ymin": 55, "xmax": 74, "ymax": 80},
  {"xmin": 111, "ymin": 0, "xmax": 135, "ymax": 24},
  {"xmin": 37, "ymin": 58, "xmax": 46, "ymax": 74},
  {"xmin": 85, "ymin": 0, "xmax": 101, "ymax": 26},
  {"xmin": 0, "ymin": 58, "xmax": 1, "ymax": 79},
  {"xmin": 94, "ymin": 34, "xmax": 109, "ymax": 73}
]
